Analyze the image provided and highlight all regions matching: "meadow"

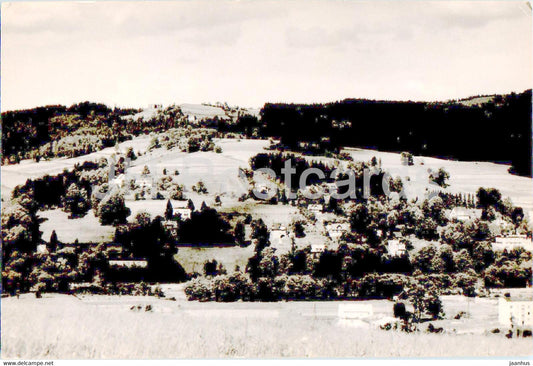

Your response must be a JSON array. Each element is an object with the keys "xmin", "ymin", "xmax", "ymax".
[
  {"xmin": 344, "ymin": 147, "xmax": 533, "ymax": 214},
  {"xmin": 2, "ymin": 293, "xmax": 532, "ymax": 359}
]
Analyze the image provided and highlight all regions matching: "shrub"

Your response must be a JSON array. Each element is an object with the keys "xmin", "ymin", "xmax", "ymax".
[
  {"xmin": 429, "ymin": 168, "xmax": 450, "ymax": 188},
  {"xmin": 283, "ymin": 275, "xmax": 320, "ymax": 300},
  {"xmin": 184, "ymin": 277, "xmax": 213, "ymax": 301},
  {"xmin": 169, "ymin": 184, "xmax": 184, "ymax": 200},
  {"xmin": 192, "ymin": 181, "xmax": 208, "ymax": 194},
  {"xmin": 213, "ymin": 273, "xmax": 252, "ymax": 302},
  {"xmin": 97, "ymin": 191, "xmax": 131, "ymax": 226},
  {"xmin": 393, "ymin": 302, "xmax": 406, "ymax": 318},
  {"xmin": 400, "ymin": 152, "xmax": 414, "ymax": 166}
]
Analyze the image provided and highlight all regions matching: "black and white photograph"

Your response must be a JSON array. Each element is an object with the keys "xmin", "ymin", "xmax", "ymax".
[{"xmin": 1, "ymin": 0, "xmax": 532, "ymax": 362}]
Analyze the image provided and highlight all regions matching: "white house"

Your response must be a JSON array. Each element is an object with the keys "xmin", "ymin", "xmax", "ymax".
[
  {"xmin": 499, "ymin": 296, "xmax": 533, "ymax": 328},
  {"xmin": 270, "ymin": 223, "xmax": 291, "ymax": 250},
  {"xmin": 447, "ymin": 207, "xmax": 482, "ymax": 222},
  {"xmin": 173, "ymin": 208, "xmax": 192, "ymax": 221},
  {"xmin": 171, "ymin": 200, "xmax": 192, "ymax": 220},
  {"xmin": 36, "ymin": 244, "xmax": 49, "ymax": 255},
  {"xmin": 163, "ymin": 221, "xmax": 179, "ymax": 236},
  {"xmin": 243, "ymin": 224, "xmax": 253, "ymax": 244},
  {"xmin": 108, "ymin": 259, "xmax": 148, "ymax": 269},
  {"xmin": 325, "ymin": 222, "xmax": 350, "ymax": 241},
  {"xmin": 387, "ymin": 240, "xmax": 407, "ymax": 257},
  {"xmin": 308, "ymin": 204, "xmax": 324, "ymax": 214},
  {"xmin": 493, "ymin": 235, "xmax": 532, "ymax": 250},
  {"xmin": 311, "ymin": 244, "xmax": 326, "ymax": 258}
]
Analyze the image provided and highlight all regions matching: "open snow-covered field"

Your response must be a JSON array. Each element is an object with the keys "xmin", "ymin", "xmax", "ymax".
[{"xmin": 2, "ymin": 293, "xmax": 531, "ymax": 359}]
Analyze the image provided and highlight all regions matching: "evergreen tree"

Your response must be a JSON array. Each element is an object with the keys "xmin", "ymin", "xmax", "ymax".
[
  {"xmin": 234, "ymin": 221, "xmax": 245, "ymax": 245},
  {"xmin": 165, "ymin": 199, "xmax": 173, "ymax": 221},
  {"xmin": 62, "ymin": 183, "xmax": 89, "ymax": 218},
  {"xmin": 49, "ymin": 230, "xmax": 58, "ymax": 252},
  {"xmin": 252, "ymin": 219, "xmax": 270, "ymax": 253},
  {"xmin": 187, "ymin": 199, "xmax": 195, "ymax": 212}
]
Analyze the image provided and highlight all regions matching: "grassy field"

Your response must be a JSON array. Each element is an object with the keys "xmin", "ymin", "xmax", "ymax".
[
  {"xmin": 175, "ymin": 245, "xmax": 255, "ymax": 274},
  {"xmin": 127, "ymin": 138, "xmax": 270, "ymax": 196},
  {"xmin": 39, "ymin": 209, "xmax": 115, "ymax": 244},
  {"xmin": 344, "ymin": 147, "xmax": 533, "ymax": 215},
  {"xmin": 0, "ymin": 135, "xmax": 153, "ymax": 201},
  {"xmin": 0, "ymin": 136, "xmax": 269, "ymax": 201},
  {"xmin": 2, "ymin": 293, "xmax": 532, "ymax": 359},
  {"xmin": 4, "ymin": 138, "xmax": 532, "ymax": 246}
]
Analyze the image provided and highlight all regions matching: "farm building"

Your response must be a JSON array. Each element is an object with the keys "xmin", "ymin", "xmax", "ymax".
[
  {"xmin": 447, "ymin": 207, "xmax": 482, "ymax": 222},
  {"xmin": 492, "ymin": 234, "xmax": 532, "ymax": 250},
  {"xmin": 387, "ymin": 240, "xmax": 407, "ymax": 257},
  {"xmin": 498, "ymin": 295, "xmax": 533, "ymax": 328},
  {"xmin": 241, "ymin": 224, "xmax": 252, "ymax": 245}
]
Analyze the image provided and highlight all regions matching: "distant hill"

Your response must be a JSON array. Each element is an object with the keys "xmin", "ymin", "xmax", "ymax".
[{"xmin": 2, "ymin": 91, "xmax": 531, "ymax": 177}]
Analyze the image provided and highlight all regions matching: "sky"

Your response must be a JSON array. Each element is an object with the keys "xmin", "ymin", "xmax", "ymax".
[{"xmin": 1, "ymin": 0, "xmax": 532, "ymax": 111}]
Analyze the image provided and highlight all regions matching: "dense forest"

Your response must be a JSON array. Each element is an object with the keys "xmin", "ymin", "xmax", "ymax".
[{"xmin": 257, "ymin": 90, "xmax": 532, "ymax": 177}]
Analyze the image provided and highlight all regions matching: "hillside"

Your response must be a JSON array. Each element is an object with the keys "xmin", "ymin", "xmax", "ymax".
[
  {"xmin": 456, "ymin": 95, "xmax": 495, "ymax": 107},
  {"xmin": 3, "ymin": 91, "xmax": 530, "ymax": 177},
  {"xmin": 259, "ymin": 89, "xmax": 532, "ymax": 177}
]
